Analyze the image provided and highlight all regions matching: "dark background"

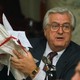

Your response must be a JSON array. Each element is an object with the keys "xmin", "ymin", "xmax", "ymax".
[{"xmin": 0, "ymin": 0, "xmax": 43, "ymax": 38}]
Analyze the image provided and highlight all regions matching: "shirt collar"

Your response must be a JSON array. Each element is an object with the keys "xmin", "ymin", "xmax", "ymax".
[{"xmin": 44, "ymin": 42, "xmax": 65, "ymax": 57}]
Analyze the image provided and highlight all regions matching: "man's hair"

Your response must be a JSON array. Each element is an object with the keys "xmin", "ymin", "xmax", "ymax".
[{"xmin": 43, "ymin": 7, "xmax": 76, "ymax": 31}]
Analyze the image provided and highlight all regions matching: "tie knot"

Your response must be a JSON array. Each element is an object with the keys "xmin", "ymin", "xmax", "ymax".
[{"xmin": 47, "ymin": 52, "xmax": 57, "ymax": 63}]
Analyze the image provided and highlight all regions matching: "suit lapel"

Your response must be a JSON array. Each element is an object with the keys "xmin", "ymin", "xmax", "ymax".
[{"xmin": 56, "ymin": 42, "xmax": 73, "ymax": 78}]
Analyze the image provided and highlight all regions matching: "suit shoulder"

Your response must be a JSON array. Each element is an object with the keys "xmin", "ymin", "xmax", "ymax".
[
  {"xmin": 28, "ymin": 37, "xmax": 46, "ymax": 48},
  {"xmin": 69, "ymin": 41, "xmax": 80, "ymax": 49}
]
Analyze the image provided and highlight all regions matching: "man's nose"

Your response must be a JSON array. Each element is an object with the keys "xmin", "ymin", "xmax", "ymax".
[{"xmin": 57, "ymin": 26, "xmax": 64, "ymax": 34}]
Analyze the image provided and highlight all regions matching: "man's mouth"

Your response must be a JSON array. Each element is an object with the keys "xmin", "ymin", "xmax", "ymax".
[{"xmin": 56, "ymin": 37, "xmax": 64, "ymax": 40}]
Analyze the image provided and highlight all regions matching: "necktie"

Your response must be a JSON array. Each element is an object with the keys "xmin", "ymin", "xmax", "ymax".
[
  {"xmin": 43, "ymin": 52, "xmax": 57, "ymax": 80},
  {"xmin": 47, "ymin": 52, "xmax": 57, "ymax": 64}
]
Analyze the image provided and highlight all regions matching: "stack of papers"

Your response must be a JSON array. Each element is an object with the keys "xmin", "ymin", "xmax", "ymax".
[{"xmin": 0, "ymin": 14, "xmax": 32, "ymax": 80}]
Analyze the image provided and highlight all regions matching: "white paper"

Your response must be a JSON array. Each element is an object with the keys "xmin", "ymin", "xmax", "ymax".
[
  {"xmin": 0, "ymin": 23, "xmax": 28, "ymax": 80},
  {"xmin": 0, "ymin": 14, "xmax": 33, "ymax": 80},
  {"xmin": 2, "ymin": 13, "xmax": 32, "ymax": 50},
  {"xmin": 8, "ymin": 31, "xmax": 32, "ymax": 49},
  {"xmin": 2, "ymin": 13, "xmax": 13, "ymax": 31}
]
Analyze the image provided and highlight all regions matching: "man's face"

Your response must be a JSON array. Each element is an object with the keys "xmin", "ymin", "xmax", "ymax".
[
  {"xmin": 71, "ymin": 63, "xmax": 80, "ymax": 80},
  {"xmin": 44, "ymin": 13, "xmax": 72, "ymax": 51}
]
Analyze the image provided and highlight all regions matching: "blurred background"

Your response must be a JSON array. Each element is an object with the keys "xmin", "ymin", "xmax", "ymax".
[{"xmin": 0, "ymin": 0, "xmax": 80, "ymax": 44}]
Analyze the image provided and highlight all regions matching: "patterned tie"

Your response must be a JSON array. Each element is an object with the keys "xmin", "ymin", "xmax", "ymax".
[
  {"xmin": 43, "ymin": 52, "xmax": 57, "ymax": 80},
  {"xmin": 47, "ymin": 52, "xmax": 57, "ymax": 64}
]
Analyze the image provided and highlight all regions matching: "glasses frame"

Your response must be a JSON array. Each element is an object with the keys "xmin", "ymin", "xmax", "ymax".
[{"xmin": 47, "ymin": 22, "xmax": 72, "ymax": 32}]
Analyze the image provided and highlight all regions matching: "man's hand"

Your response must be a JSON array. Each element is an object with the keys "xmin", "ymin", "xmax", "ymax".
[{"xmin": 11, "ymin": 50, "xmax": 37, "ymax": 77}]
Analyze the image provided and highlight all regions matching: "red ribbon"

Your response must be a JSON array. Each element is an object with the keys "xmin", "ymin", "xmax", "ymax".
[
  {"xmin": 0, "ymin": 36, "xmax": 28, "ymax": 54},
  {"xmin": 0, "ymin": 36, "xmax": 16, "ymax": 46}
]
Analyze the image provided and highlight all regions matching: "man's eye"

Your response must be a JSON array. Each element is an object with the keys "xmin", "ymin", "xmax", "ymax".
[
  {"xmin": 63, "ymin": 24, "xmax": 71, "ymax": 28},
  {"xmin": 52, "ymin": 24, "xmax": 58, "ymax": 28},
  {"xmin": 64, "ymin": 25, "xmax": 70, "ymax": 28}
]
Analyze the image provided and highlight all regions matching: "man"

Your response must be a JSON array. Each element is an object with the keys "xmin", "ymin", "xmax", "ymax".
[
  {"xmin": 1, "ymin": 7, "xmax": 80, "ymax": 80},
  {"xmin": 71, "ymin": 62, "xmax": 80, "ymax": 80},
  {"xmin": 10, "ymin": 7, "xmax": 80, "ymax": 80}
]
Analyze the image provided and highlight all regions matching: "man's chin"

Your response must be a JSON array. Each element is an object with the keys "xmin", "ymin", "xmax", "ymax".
[{"xmin": 54, "ymin": 43, "xmax": 66, "ymax": 47}]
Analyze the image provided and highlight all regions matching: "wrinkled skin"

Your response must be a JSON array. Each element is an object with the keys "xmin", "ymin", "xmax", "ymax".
[
  {"xmin": 11, "ymin": 50, "xmax": 37, "ymax": 78},
  {"xmin": 44, "ymin": 13, "xmax": 72, "ymax": 52}
]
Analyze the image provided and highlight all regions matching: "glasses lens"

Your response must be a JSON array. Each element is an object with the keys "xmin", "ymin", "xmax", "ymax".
[
  {"xmin": 63, "ymin": 23, "xmax": 71, "ymax": 32},
  {"xmin": 51, "ymin": 23, "xmax": 59, "ymax": 31}
]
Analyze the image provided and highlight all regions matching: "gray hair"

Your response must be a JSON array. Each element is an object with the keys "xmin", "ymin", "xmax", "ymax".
[{"xmin": 43, "ymin": 7, "xmax": 76, "ymax": 31}]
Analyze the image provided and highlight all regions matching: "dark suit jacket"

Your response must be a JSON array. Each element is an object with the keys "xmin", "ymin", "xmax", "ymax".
[{"xmin": 0, "ymin": 37, "xmax": 80, "ymax": 80}]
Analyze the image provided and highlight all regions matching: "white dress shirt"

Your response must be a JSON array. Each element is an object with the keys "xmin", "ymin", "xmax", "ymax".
[{"xmin": 33, "ymin": 42, "xmax": 65, "ymax": 80}]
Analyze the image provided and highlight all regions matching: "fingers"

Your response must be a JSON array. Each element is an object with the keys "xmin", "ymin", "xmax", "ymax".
[
  {"xmin": 13, "ymin": 50, "xmax": 23, "ymax": 59},
  {"xmin": 11, "ymin": 57, "xmax": 21, "ymax": 69},
  {"xmin": 11, "ymin": 57, "xmax": 18, "ymax": 63}
]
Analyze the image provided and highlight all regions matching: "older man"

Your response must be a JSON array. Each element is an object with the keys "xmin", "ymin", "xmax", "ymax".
[{"xmin": 1, "ymin": 7, "xmax": 80, "ymax": 80}]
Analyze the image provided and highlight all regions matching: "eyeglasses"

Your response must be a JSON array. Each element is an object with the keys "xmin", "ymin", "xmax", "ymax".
[{"xmin": 47, "ymin": 22, "xmax": 72, "ymax": 32}]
